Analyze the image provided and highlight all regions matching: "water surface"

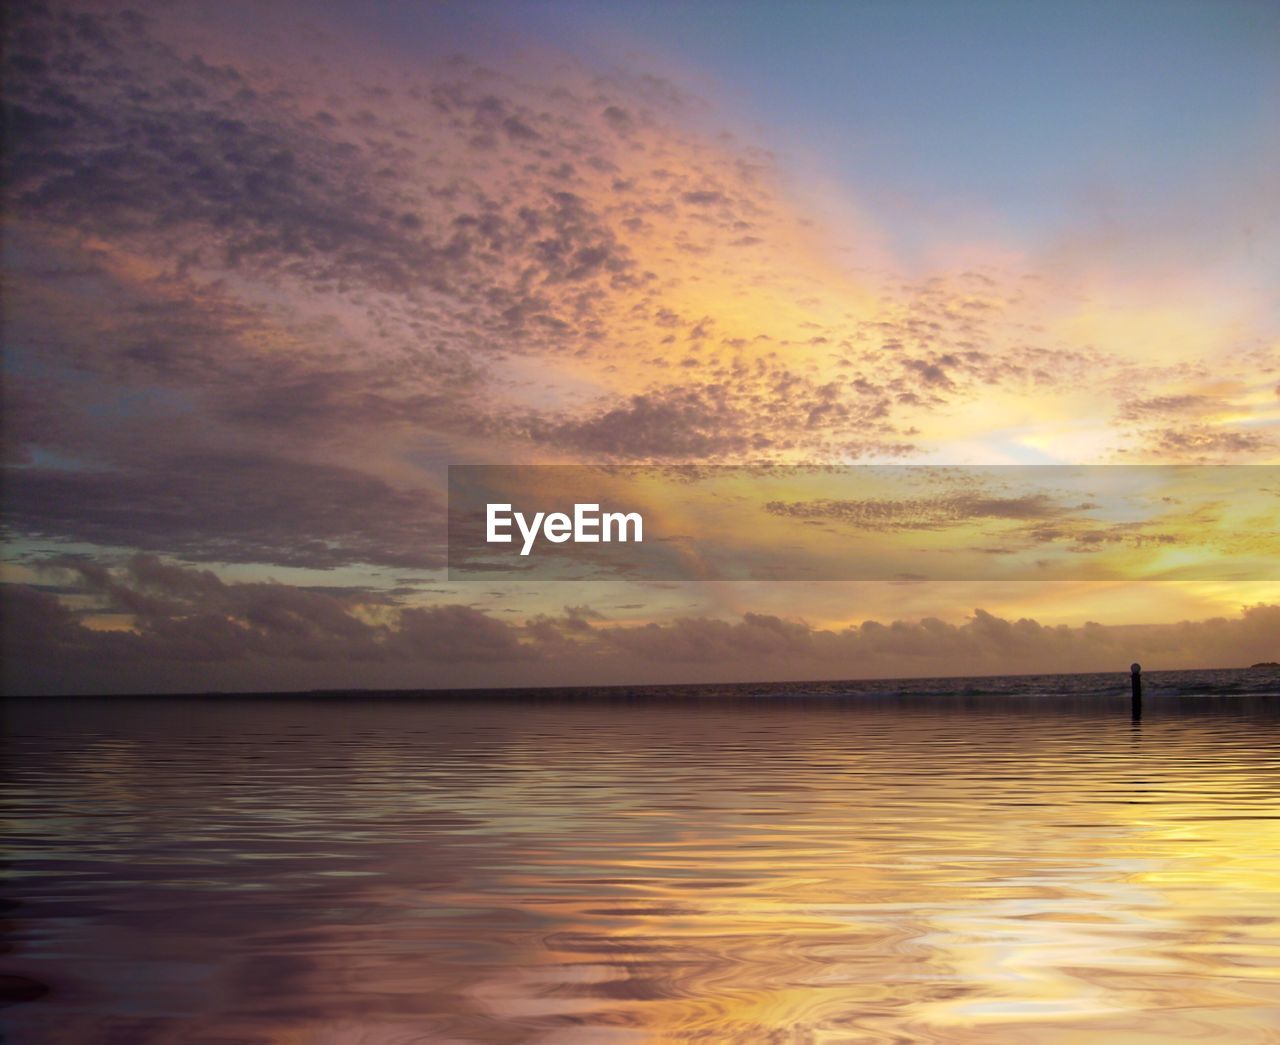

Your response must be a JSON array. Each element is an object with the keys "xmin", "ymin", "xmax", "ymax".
[{"xmin": 4, "ymin": 674, "xmax": 1280, "ymax": 1042}]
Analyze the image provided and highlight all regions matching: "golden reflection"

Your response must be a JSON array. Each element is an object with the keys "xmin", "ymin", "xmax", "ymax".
[{"xmin": 4, "ymin": 699, "xmax": 1279, "ymax": 1042}]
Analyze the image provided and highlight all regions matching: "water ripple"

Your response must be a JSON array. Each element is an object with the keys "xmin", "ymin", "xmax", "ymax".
[{"xmin": 3, "ymin": 686, "xmax": 1279, "ymax": 1042}]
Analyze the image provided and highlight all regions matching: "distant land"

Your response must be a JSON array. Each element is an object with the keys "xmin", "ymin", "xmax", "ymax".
[{"xmin": 5, "ymin": 665, "xmax": 1278, "ymax": 703}]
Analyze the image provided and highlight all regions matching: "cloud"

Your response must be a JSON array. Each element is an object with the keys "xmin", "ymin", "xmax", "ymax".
[
  {"xmin": 392, "ymin": 605, "xmax": 533, "ymax": 663},
  {"xmin": 1, "ymin": 2, "xmax": 691, "ymax": 358},
  {"xmin": 764, "ymin": 493, "xmax": 1061, "ymax": 530},
  {"xmin": 5, "ymin": 455, "xmax": 445, "ymax": 569},
  {"xmin": 521, "ymin": 387, "xmax": 760, "ymax": 458},
  {"xmin": 4, "ymin": 557, "xmax": 1276, "ymax": 694},
  {"xmin": 7, "ymin": 0, "xmax": 1204, "ymax": 492},
  {"xmin": 1112, "ymin": 394, "xmax": 1274, "ymax": 462},
  {"xmin": 3, "ymin": 1, "xmax": 1277, "ymax": 693},
  {"xmin": 596, "ymin": 604, "xmax": 1280, "ymax": 676},
  {"xmin": 1117, "ymin": 394, "xmax": 1216, "ymax": 422},
  {"xmin": 1145, "ymin": 425, "xmax": 1270, "ymax": 458},
  {"xmin": 604, "ymin": 612, "xmax": 815, "ymax": 662},
  {"xmin": 516, "ymin": 374, "xmax": 916, "ymax": 460}
]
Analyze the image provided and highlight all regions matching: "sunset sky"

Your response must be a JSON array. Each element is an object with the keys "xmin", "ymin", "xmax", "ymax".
[{"xmin": 3, "ymin": 0, "xmax": 1278, "ymax": 694}]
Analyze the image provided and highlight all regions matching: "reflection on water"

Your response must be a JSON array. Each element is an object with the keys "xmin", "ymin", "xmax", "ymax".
[{"xmin": 3, "ymin": 683, "xmax": 1280, "ymax": 1043}]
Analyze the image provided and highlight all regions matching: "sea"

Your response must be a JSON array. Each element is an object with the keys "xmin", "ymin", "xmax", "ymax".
[{"xmin": 3, "ymin": 666, "xmax": 1279, "ymax": 1043}]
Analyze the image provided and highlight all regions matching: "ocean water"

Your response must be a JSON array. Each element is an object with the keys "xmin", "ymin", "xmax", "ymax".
[{"xmin": 3, "ymin": 668, "xmax": 1280, "ymax": 1043}]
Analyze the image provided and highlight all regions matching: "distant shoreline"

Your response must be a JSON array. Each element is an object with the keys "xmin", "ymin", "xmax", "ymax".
[{"xmin": 3, "ymin": 664, "xmax": 1277, "ymax": 703}]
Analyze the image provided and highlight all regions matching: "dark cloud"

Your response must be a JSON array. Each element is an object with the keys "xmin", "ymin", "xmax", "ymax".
[
  {"xmin": 605, "ymin": 612, "xmax": 814, "ymax": 661},
  {"xmin": 1110, "ymin": 388, "xmax": 1273, "ymax": 462},
  {"xmin": 1146, "ymin": 425, "xmax": 1269, "ymax": 458},
  {"xmin": 4, "ymin": 0, "xmax": 1170, "ymax": 518},
  {"xmin": 393, "ymin": 605, "xmax": 533, "ymax": 663},
  {"xmin": 1, "ymin": 1, "xmax": 672, "ymax": 350},
  {"xmin": 601, "ymin": 105, "xmax": 633, "ymax": 133},
  {"xmin": 682, "ymin": 190, "xmax": 727, "ymax": 206},
  {"xmin": 761, "ymin": 486, "xmax": 1207, "ymax": 557},
  {"xmin": 3, "ymin": 1, "xmax": 1274, "ymax": 705},
  {"xmin": 1117, "ymin": 394, "xmax": 1215, "ymax": 422},
  {"xmin": 4, "ymin": 455, "xmax": 445, "ymax": 569},
  {"xmin": 599, "ymin": 604, "xmax": 1280, "ymax": 674},
  {"xmin": 6, "ymin": 0, "xmax": 961, "ymax": 586},
  {"xmin": 7, "ymin": 557, "xmax": 1275, "ymax": 694},
  {"xmin": 4, "ymin": 555, "xmax": 523, "ymax": 668},
  {"xmin": 523, "ymin": 387, "xmax": 760, "ymax": 458},
  {"xmin": 764, "ymin": 493, "xmax": 1061, "ymax": 530},
  {"xmin": 517, "ymin": 375, "xmax": 915, "ymax": 460},
  {"xmin": 1020, "ymin": 520, "xmax": 1180, "ymax": 553},
  {"xmin": 900, "ymin": 357, "xmax": 956, "ymax": 390}
]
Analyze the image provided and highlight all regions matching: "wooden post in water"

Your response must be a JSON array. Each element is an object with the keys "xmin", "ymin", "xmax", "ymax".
[{"xmin": 1130, "ymin": 662, "xmax": 1143, "ymax": 722}]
